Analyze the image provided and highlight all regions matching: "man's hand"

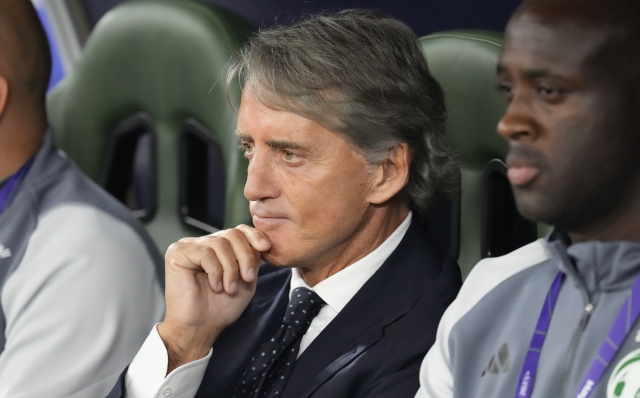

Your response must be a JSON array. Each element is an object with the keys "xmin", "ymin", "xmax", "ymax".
[{"xmin": 157, "ymin": 225, "xmax": 271, "ymax": 374}]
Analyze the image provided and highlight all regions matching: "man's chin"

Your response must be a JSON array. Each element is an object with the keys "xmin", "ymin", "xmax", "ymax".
[
  {"xmin": 513, "ymin": 191, "xmax": 564, "ymax": 226},
  {"xmin": 256, "ymin": 231, "xmax": 294, "ymax": 266},
  {"xmin": 259, "ymin": 249, "xmax": 294, "ymax": 268}
]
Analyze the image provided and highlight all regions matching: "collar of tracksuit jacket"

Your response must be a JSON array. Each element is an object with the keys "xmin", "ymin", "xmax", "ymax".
[{"xmin": 546, "ymin": 230, "xmax": 640, "ymax": 300}]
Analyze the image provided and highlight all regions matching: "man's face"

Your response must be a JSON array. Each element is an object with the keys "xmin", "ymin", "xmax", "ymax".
[
  {"xmin": 497, "ymin": 13, "xmax": 640, "ymax": 233},
  {"xmin": 236, "ymin": 87, "xmax": 379, "ymax": 270}
]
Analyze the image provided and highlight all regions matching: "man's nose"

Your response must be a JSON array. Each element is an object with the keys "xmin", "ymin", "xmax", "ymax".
[
  {"xmin": 497, "ymin": 95, "xmax": 539, "ymax": 142},
  {"xmin": 244, "ymin": 151, "xmax": 278, "ymax": 202}
]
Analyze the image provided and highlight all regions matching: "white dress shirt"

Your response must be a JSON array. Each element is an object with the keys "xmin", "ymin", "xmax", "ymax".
[{"xmin": 125, "ymin": 212, "xmax": 412, "ymax": 398}]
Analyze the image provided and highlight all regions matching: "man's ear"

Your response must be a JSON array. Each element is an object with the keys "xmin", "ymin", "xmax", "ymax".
[
  {"xmin": 367, "ymin": 143, "xmax": 411, "ymax": 205},
  {"xmin": 0, "ymin": 76, "xmax": 8, "ymax": 119}
]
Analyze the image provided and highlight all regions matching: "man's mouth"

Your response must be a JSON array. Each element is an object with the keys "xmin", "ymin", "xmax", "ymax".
[
  {"xmin": 252, "ymin": 214, "xmax": 286, "ymax": 221},
  {"xmin": 250, "ymin": 207, "xmax": 288, "ymax": 229},
  {"xmin": 505, "ymin": 146, "xmax": 544, "ymax": 187},
  {"xmin": 506, "ymin": 165, "xmax": 540, "ymax": 187}
]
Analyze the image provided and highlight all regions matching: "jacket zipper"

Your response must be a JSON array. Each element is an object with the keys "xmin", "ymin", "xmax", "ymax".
[{"xmin": 557, "ymin": 299, "xmax": 595, "ymax": 397}]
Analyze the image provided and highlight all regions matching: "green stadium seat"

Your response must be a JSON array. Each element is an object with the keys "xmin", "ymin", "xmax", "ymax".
[{"xmin": 47, "ymin": 0, "xmax": 252, "ymax": 252}]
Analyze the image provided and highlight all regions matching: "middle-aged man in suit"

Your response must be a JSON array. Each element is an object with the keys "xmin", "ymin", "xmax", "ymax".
[
  {"xmin": 416, "ymin": 0, "xmax": 640, "ymax": 397},
  {"xmin": 109, "ymin": 9, "xmax": 462, "ymax": 398}
]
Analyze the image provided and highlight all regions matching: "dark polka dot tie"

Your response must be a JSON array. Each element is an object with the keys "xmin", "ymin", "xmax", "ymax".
[{"xmin": 233, "ymin": 287, "xmax": 326, "ymax": 398}]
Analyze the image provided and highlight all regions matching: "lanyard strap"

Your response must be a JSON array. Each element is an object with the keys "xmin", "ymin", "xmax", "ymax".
[
  {"xmin": 515, "ymin": 272, "xmax": 564, "ymax": 398},
  {"xmin": 515, "ymin": 270, "xmax": 640, "ymax": 398},
  {"xmin": 576, "ymin": 272, "xmax": 640, "ymax": 398},
  {"xmin": 0, "ymin": 159, "xmax": 33, "ymax": 215}
]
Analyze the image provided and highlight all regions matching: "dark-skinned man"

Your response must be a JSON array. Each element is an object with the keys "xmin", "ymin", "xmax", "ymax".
[
  {"xmin": 109, "ymin": 10, "xmax": 462, "ymax": 398},
  {"xmin": 0, "ymin": 1, "xmax": 164, "ymax": 396},
  {"xmin": 416, "ymin": 0, "xmax": 640, "ymax": 397}
]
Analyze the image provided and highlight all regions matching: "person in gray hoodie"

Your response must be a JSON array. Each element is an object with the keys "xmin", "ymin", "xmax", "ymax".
[
  {"xmin": 416, "ymin": 0, "xmax": 640, "ymax": 397},
  {"xmin": 0, "ymin": 1, "xmax": 164, "ymax": 396}
]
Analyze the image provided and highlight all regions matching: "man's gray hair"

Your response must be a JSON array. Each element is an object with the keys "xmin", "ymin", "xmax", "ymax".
[{"xmin": 227, "ymin": 9, "xmax": 459, "ymax": 217}]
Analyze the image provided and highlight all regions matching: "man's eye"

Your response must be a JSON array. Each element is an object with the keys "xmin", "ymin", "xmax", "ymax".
[
  {"xmin": 239, "ymin": 142, "xmax": 254, "ymax": 154},
  {"xmin": 283, "ymin": 151, "xmax": 295, "ymax": 161},
  {"xmin": 497, "ymin": 83, "xmax": 512, "ymax": 94},
  {"xmin": 497, "ymin": 83, "xmax": 514, "ymax": 101},
  {"xmin": 537, "ymin": 85, "xmax": 564, "ymax": 101},
  {"xmin": 539, "ymin": 86, "xmax": 555, "ymax": 94}
]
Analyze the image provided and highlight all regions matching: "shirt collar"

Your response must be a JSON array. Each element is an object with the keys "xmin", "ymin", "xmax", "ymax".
[{"xmin": 289, "ymin": 211, "xmax": 412, "ymax": 313}]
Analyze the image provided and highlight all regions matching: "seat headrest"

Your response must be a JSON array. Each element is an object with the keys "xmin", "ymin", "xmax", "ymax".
[
  {"xmin": 48, "ymin": 0, "xmax": 251, "ymax": 181},
  {"xmin": 47, "ymin": 0, "xmax": 253, "ymax": 250},
  {"xmin": 420, "ymin": 30, "xmax": 507, "ymax": 169}
]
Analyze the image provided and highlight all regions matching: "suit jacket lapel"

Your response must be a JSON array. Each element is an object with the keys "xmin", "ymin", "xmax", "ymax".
[{"xmin": 282, "ymin": 217, "xmax": 430, "ymax": 398}]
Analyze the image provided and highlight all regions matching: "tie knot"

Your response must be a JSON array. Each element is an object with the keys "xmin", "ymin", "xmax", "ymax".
[{"xmin": 283, "ymin": 287, "xmax": 325, "ymax": 329}]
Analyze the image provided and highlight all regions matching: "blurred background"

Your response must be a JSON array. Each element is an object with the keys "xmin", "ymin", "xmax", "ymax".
[
  {"xmin": 33, "ymin": 0, "xmax": 521, "ymax": 90},
  {"xmin": 36, "ymin": 0, "xmax": 537, "ymax": 278}
]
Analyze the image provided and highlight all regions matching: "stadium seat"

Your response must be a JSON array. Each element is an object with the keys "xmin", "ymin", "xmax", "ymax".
[
  {"xmin": 47, "ymin": 0, "xmax": 252, "ymax": 252},
  {"xmin": 420, "ymin": 30, "xmax": 541, "ymax": 278}
]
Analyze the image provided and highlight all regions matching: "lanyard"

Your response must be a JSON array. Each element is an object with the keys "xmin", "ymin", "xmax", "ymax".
[
  {"xmin": 0, "ymin": 159, "xmax": 33, "ymax": 215},
  {"xmin": 515, "ymin": 272, "xmax": 564, "ymax": 398},
  {"xmin": 515, "ymin": 270, "xmax": 640, "ymax": 398}
]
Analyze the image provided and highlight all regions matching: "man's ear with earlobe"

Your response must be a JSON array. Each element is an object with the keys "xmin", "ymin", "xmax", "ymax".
[
  {"xmin": 0, "ymin": 76, "xmax": 8, "ymax": 119},
  {"xmin": 366, "ymin": 142, "xmax": 412, "ymax": 205}
]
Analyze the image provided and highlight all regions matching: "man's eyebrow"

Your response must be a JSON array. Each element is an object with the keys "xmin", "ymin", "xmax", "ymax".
[
  {"xmin": 497, "ymin": 65, "xmax": 554, "ymax": 80},
  {"xmin": 235, "ymin": 132, "xmax": 310, "ymax": 151},
  {"xmin": 266, "ymin": 140, "xmax": 310, "ymax": 151},
  {"xmin": 522, "ymin": 69, "xmax": 553, "ymax": 79},
  {"xmin": 235, "ymin": 131, "xmax": 253, "ymax": 142}
]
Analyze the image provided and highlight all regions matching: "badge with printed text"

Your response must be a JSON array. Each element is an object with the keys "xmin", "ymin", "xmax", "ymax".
[{"xmin": 607, "ymin": 347, "xmax": 640, "ymax": 398}]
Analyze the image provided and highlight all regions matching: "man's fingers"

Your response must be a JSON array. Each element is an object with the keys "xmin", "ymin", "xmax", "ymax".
[
  {"xmin": 168, "ymin": 241, "xmax": 225, "ymax": 292},
  {"xmin": 197, "ymin": 246, "xmax": 224, "ymax": 293},
  {"xmin": 166, "ymin": 226, "xmax": 268, "ymax": 294},
  {"xmin": 210, "ymin": 236, "xmax": 241, "ymax": 294},
  {"xmin": 224, "ymin": 227, "xmax": 262, "ymax": 283},
  {"xmin": 236, "ymin": 224, "xmax": 271, "ymax": 252}
]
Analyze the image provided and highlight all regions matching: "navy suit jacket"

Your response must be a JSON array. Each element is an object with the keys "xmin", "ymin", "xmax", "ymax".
[{"xmin": 108, "ymin": 217, "xmax": 461, "ymax": 397}]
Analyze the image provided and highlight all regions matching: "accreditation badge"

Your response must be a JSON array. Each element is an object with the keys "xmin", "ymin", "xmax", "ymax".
[{"xmin": 607, "ymin": 347, "xmax": 640, "ymax": 398}]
